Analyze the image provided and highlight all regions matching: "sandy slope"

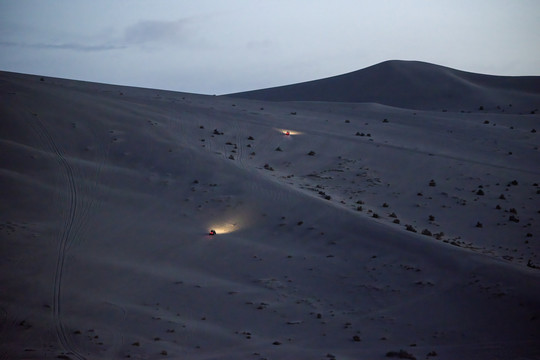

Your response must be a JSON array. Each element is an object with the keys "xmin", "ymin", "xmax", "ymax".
[
  {"xmin": 228, "ymin": 60, "xmax": 540, "ymax": 113},
  {"xmin": 1, "ymin": 67, "xmax": 540, "ymax": 360}
]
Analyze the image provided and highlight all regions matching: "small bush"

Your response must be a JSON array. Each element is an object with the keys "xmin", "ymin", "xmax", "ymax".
[
  {"xmin": 429, "ymin": 179, "xmax": 436, "ymax": 187},
  {"xmin": 386, "ymin": 349, "xmax": 416, "ymax": 359},
  {"xmin": 476, "ymin": 189, "xmax": 484, "ymax": 196},
  {"xmin": 275, "ymin": 147, "xmax": 282, "ymax": 151},
  {"xmin": 393, "ymin": 219, "xmax": 400, "ymax": 224},
  {"xmin": 308, "ymin": 151, "xmax": 316, "ymax": 156},
  {"xmin": 476, "ymin": 221, "xmax": 483, "ymax": 228},
  {"xmin": 421, "ymin": 229, "xmax": 432, "ymax": 236},
  {"xmin": 405, "ymin": 224, "xmax": 417, "ymax": 233},
  {"xmin": 434, "ymin": 232, "xmax": 444, "ymax": 240}
]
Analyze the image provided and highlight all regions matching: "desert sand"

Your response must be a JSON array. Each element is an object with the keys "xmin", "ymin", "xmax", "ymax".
[{"xmin": 1, "ymin": 61, "xmax": 539, "ymax": 359}]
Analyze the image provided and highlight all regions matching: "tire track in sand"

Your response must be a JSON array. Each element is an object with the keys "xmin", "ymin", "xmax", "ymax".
[{"xmin": 31, "ymin": 117, "xmax": 86, "ymax": 360}]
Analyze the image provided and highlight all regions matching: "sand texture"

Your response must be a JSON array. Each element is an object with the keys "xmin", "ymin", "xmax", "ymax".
[{"xmin": 1, "ymin": 62, "xmax": 540, "ymax": 359}]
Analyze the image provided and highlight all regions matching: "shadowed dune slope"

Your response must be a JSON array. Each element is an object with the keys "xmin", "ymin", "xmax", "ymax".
[
  {"xmin": 1, "ymin": 70, "xmax": 540, "ymax": 360},
  {"xmin": 227, "ymin": 60, "xmax": 540, "ymax": 112}
]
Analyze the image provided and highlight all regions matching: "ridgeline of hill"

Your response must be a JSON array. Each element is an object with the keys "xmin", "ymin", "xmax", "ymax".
[{"xmin": 227, "ymin": 60, "xmax": 540, "ymax": 112}]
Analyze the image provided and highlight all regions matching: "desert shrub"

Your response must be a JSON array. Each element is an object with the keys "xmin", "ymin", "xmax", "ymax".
[
  {"xmin": 308, "ymin": 151, "xmax": 316, "ymax": 156},
  {"xmin": 434, "ymin": 232, "xmax": 444, "ymax": 240},
  {"xmin": 275, "ymin": 147, "xmax": 282, "ymax": 151},
  {"xmin": 532, "ymin": 129, "xmax": 537, "ymax": 133},
  {"xmin": 429, "ymin": 179, "xmax": 436, "ymax": 187},
  {"xmin": 389, "ymin": 212, "xmax": 397, "ymax": 218},
  {"xmin": 345, "ymin": 119, "xmax": 350, "ymax": 123},
  {"xmin": 428, "ymin": 215, "xmax": 435, "ymax": 221},
  {"xmin": 499, "ymin": 194, "xmax": 506, "ymax": 200},
  {"xmin": 421, "ymin": 229, "xmax": 432, "ymax": 236},
  {"xmin": 372, "ymin": 213, "xmax": 380, "ymax": 218},
  {"xmin": 386, "ymin": 349, "xmax": 416, "ymax": 359},
  {"xmin": 476, "ymin": 189, "xmax": 485, "ymax": 196},
  {"xmin": 357, "ymin": 206, "xmax": 363, "ymax": 211},
  {"xmin": 405, "ymin": 224, "xmax": 417, "ymax": 233},
  {"xmin": 382, "ymin": 202, "xmax": 389, "ymax": 208},
  {"xmin": 290, "ymin": 112, "xmax": 297, "ymax": 115},
  {"xmin": 248, "ymin": 136, "xmax": 254, "ymax": 140},
  {"xmin": 479, "ymin": 105, "xmax": 484, "ymax": 110},
  {"xmin": 393, "ymin": 219, "xmax": 400, "ymax": 224},
  {"xmin": 509, "ymin": 215, "xmax": 519, "ymax": 223},
  {"xmin": 228, "ymin": 155, "xmax": 235, "ymax": 160},
  {"xmin": 476, "ymin": 221, "xmax": 483, "ymax": 228},
  {"xmin": 383, "ymin": 118, "xmax": 389, "ymax": 123}
]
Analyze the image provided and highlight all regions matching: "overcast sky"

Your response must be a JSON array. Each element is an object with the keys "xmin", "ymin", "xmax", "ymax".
[{"xmin": 1, "ymin": 0, "xmax": 539, "ymax": 94}]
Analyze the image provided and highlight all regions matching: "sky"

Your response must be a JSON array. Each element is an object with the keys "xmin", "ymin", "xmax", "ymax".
[{"xmin": 1, "ymin": 0, "xmax": 539, "ymax": 95}]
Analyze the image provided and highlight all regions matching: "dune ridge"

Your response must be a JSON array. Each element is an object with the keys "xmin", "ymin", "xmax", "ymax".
[{"xmin": 227, "ymin": 60, "xmax": 540, "ymax": 112}]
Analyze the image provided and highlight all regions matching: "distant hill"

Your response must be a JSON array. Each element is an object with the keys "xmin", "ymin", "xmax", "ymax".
[{"xmin": 226, "ymin": 60, "xmax": 540, "ymax": 112}]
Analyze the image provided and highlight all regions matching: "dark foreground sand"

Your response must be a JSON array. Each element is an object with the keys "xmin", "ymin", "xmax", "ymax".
[{"xmin": 1, "ymin": 62, "xmax": 539, "ymax": 359}]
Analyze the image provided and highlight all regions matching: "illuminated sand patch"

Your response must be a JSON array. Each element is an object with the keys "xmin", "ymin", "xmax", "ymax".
[
  {"xmin": 275, "ymin": 128, "xmax": 303, "ymax": 136},
  {"xmin": 208, "ymin": 222, "xmax": 239, "ymax": 235}
]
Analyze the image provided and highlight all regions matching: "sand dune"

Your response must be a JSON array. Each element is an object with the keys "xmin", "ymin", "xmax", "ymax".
[
  {"xmin": 1, "ymin": 64, "xmax": 539, "ymax": 359},
  {"xmin": 228, "ymin": 60, "xmax": 540, "ymax": 113}
]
